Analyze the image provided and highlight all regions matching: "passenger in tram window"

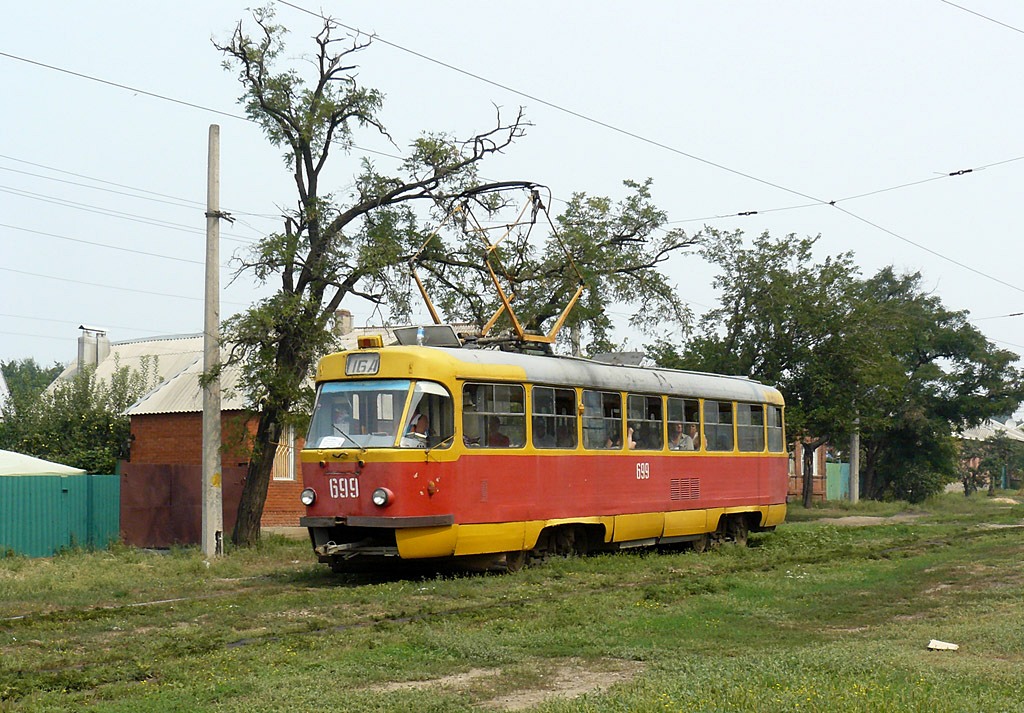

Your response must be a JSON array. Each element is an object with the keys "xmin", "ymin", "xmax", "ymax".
[
  {"xmin": 686, "ymin": 423, "xmax": 700, "ymax": 450},
  {"xmin": 669, "ymin": 422, "xmax": 694, "ymax": 450},
  {"xmin": 408, "ymin": 411, "xmax": 429, "ymax": 435},
  {"xmin": 555, "ymin": 423, "xmax": 575, "ymax": 448},
  {"xmin": 332, "ymin": 400, "xmax": 356, "ymax": 435},
  {"xmin": 487, "ymin": 416, "xmax": 511, "ymax": 447},
  {"xmin": 626, "ymin": 423, "xmax": 638, "ymax": 450},
  {"xmin": 533, "ymin": 418, "xmax": 556, "ymax": 448},
  {"xmin": 605, "ymin": 428, "xmax": 622, "ymax": 449}
]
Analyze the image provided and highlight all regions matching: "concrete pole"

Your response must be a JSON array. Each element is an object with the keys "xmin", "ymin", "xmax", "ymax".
[
  {"xmin": 849, "ymin": 425, "xmax": 860, "ymax": 504},
  {"xmin": 202, "ymin": 125, "xmax": 224, "ymax": 557}
]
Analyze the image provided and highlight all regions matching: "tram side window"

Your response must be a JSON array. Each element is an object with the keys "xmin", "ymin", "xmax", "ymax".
[
  {"xmin": 532, "ymin": 386, "xmax": 577, "ymax": 449},
  {"xmin": 704, "ymin": 400, "xmax": 734, "ymax": 451},
  {"xmin": 627, "ymin": 394, "xmax": 663, "ymax": 450},
  {"xmin": 582, "ymin": 390, "xmax": 622, "ymax": 449},
  {"xmin": 667, "ymin": 397, "xmax": 700, "ymax": 451},
  {"xmin": 767, "ymin": 405, "xmax": 785, "ymax": 452},
  {"xmin": 737, "ymin": 403, "xmax": 765, "ymax": 452},
  {"xmin": 463, "ymin": 383, "xmax": 525, "ymax": 448},
  {"xmin": 401, "ymin": 381, "xmax": 454, "ymax": 449}
]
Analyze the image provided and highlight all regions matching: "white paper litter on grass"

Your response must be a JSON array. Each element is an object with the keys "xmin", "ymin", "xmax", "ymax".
[{"xmin": 927, "ymin": 639, "xmax": 959, "ymax": 651}]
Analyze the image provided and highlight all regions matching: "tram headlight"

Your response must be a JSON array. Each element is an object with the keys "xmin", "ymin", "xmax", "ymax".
[
  {"xmin": 300, "ymin": 488, "xmax": 317, "ymax": 506},
  {"xmin": 371, "ymin": 487, "xmax": 394, "ymax": 507}
]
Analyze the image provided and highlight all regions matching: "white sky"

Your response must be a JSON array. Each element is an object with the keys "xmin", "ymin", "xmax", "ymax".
[{"xmin": 2, "ymin": 1, "xmax": 1023, "ymax": 369}]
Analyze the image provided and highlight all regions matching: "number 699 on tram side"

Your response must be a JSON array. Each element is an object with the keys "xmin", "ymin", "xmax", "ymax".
[{"xmin": 299, "ymin": 337, "xmax": 788, "ymax": 572}]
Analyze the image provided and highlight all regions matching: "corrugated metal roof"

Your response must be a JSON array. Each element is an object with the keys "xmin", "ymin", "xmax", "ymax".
[
  {"xmin": 127, "ymin": 357, "xmax": 249, "ymax": 415},
  {"xmin": 54, "ymin": 334, "xmax": 206, "ymax": 387},
  {"xmin": 123, "ymin": 326, "xmax": 397, "ymax": 416}
]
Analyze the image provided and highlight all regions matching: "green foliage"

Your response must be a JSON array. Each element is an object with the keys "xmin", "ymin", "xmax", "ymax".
[
  {"xmin": 0, "ymin": 357, "xmax": 159, "ymax": 473},
  {"xmin": 0, "ymin": 357, "xmax": 63, "ymax": 415},
  {"xmin": 654, "ymin": 229, "xmax": 1024, "ymax": 503},
  {"xmin": 414, "ymin": 178, "xmax": 697, "ymax": 353},
  {"xmin": 655, "ymin": 229, "xmax": 864, "ymax": 443}
]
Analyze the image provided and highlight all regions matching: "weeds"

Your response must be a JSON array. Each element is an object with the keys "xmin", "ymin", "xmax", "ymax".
[{"xmin": 1, "ymin": 493, "xmax": 1022, "ymax": 711}]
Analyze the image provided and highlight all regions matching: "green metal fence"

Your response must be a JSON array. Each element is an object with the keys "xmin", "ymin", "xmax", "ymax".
[
  {"xmin": 0, "ymin": 474, "xmax": 120, "ymax": 557},
  {"xmin": 825, "ymin": 462, "xmax": 850, "ymax": 501}
]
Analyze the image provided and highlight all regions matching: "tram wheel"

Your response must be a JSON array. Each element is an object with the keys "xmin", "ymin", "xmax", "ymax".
[
  {"xmin": 504, "ymin": 550, "xmax": 528, "ymax": 572},
  {"xmin": 690, "ymin": 533, "xmax": 711, "ymax": 553},
  {"xmin": 727, "ymin": 516, "xmax": 749, "ymax": 547}
]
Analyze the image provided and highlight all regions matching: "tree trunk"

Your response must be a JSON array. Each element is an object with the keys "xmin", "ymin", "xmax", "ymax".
[
  {"xmin": 231, "ymin": 408, "xmax": 281, "ymax": 547},
  {"xmin": 801, "ymin": 437, "xmax": 827, "ymax": 509},
  {"xmin": 801, "ymin": 443, "xmax": 815, "ymax": 508},
  {"xmin": 861, "ymin": 443, "xmax": 878, "ymax": 499}
]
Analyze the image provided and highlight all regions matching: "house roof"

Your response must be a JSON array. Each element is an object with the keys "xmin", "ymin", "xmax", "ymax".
[
  {"xmin": 0, "ymin": 449, "xmax": 85, "ymax": 476},
  {"xmin": 961, "ymin": 419, "xmax": 1024, "ymax": 442},
  {"xmin": 127, "ymin": 356, "xmax": 249, "ymax": 415},
  {"xmin": 54, "ymin": 333, "xmax": 206, "ymax": 387},
  {"xmin": 124, "ymin": 326, "xmax": 397, "ymax": 416}
]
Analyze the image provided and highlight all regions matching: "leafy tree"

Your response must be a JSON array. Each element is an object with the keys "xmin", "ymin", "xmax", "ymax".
[
  {"xmin": 855, "ymin": 269, "xmax": 1024, "ymax": 501},
  {"xmin": 0, "ymin": 358, "xmax": 63, "ymax": 417},
  {"xmin": 652, "ymin": 231, "xmax": 1023, "ymax": 504},
  {"xmin": 0, "ymin": 358, "xmax": 158, "ymax": 473},
  {"xmin": 652, "ymin": 229, "xmax": 865, "ymax": 506},
  {"xmin": 216, "ymin": 9, "xmax": 697, "ymax": 546},
  {"xmin": 412, "ymin": 179, "xmax": 695, "ymax": 355}
]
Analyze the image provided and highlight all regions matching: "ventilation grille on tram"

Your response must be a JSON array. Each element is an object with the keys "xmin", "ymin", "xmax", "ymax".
[{"xmin": 670, "ymin": 478, "xmax": 700, "ymax": 500}]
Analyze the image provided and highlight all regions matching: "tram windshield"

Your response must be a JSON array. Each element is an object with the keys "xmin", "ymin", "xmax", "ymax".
[{"xmin": 307, "ymin": 379, "xmax": 454, "ymax": 449}]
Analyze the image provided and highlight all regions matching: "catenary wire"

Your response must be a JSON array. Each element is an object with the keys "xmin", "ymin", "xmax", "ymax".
[
  {"xmin": 0, "ymin": 266, "xmax": 251, "ymax": 307},
  {"xmin": 2, "ymin": 9, "xmax": 1022, "ymax": 348},
  {"xmin": 274, "ymin": 0, "xmax": 1024, "ymax": 297},
  {"xmin": 939, "ymin": 1, "xmax": 1024, "ymax": 35}
]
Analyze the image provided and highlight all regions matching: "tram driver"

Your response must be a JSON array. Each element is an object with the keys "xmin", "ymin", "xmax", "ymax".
[{"xmin": 402, "ymin": 412, "xmax": 430, "ymax": 448}]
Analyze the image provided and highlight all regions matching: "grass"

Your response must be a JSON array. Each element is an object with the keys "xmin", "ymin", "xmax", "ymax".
[{"xmin": 1, "ymin": 491, "xmax": 1023, "ymax": 711}]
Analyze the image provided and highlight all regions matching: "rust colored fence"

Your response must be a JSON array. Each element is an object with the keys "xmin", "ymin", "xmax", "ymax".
[{"xmin": 119, "ymin": 464, "xmax": 246, "ymax": 547}]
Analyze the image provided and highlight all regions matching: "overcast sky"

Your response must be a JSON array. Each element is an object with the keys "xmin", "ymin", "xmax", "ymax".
[{"xmin": 2, "ymin": 1, "xmax": 1022, "ymax": 370}]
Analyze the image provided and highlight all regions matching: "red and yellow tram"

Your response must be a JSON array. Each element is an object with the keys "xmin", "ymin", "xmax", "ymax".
[{"xmin": 299, "ymin": 334, "xmax": 787, "ymax": 571}]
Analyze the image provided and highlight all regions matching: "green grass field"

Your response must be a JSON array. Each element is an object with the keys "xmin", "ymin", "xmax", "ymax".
[{"xmin": 2, "ymin": 492, "xmax": 1023, "ymax": 712}]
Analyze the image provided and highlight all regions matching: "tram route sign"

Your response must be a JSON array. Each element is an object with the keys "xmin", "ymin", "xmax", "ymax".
[{"xmin": 346, "ymin": 352, "xmax": 380, "ymax": 376}]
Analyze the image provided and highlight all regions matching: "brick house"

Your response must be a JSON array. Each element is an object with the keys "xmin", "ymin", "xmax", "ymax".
[
  {"xmin": 121, "ymin": 341, "xmax": 306, "ymax": 542},
  {"xmin": 51, "ymin": 328, "xmax": 306, "ymax": 545}
]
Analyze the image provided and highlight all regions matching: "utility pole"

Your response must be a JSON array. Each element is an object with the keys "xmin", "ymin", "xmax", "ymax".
[{"xmin": 202, "ymin": 125, "xmax": 224, "ymax": 557}]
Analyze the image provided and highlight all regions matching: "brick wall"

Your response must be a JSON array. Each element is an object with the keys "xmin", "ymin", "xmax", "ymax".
[{"xmin": 129, "ymin": 412, "xmax": 253, "ymax": 467}]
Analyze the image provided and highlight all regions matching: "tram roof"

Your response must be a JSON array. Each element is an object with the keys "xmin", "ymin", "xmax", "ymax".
[{"xmin": 429, "ymin": 346, "xmax": 783, "ymax": 405}]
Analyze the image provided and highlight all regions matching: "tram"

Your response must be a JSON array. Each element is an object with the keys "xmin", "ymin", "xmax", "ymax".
[{"xmin": 298, "ymin": 326, "xmax": 788, "ymax": 572}]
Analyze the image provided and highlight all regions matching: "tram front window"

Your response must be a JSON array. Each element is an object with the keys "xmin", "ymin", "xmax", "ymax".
[{"xmin": 308, "ymin": 379, "xmax": 453, "ymax": 449}]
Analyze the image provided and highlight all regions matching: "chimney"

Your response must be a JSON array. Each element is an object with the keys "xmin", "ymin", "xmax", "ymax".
[
  {"xmin": 77, "ymin": 325, "xmax": 108, "ymax": 369},
  {"xmin": 333, "ymin": 309, "xmax": 354, "ymax": 336}
]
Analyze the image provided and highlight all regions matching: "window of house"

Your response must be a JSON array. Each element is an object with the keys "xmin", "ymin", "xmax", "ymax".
[{"xmin": 271, "ymin": 424, "xmax": 296, "ymax": 480}]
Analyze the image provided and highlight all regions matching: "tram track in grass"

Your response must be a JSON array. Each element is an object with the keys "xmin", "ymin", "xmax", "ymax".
[
  {"xmin": 2, "ymin": 520, "xmax": 1016, "ymax": 633},
  {"xmin": 1, "ymin": 523, "xmax": 1015, "ymax": 648},
  {"xmin": 2, "ymin": 503, "xmax": 1022, "ymax": 710}
]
